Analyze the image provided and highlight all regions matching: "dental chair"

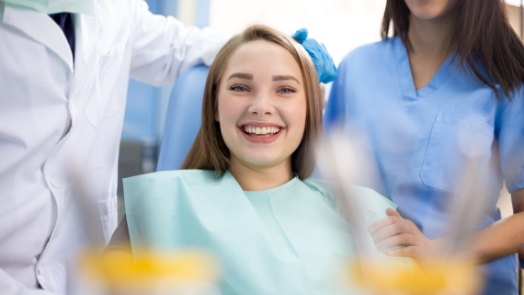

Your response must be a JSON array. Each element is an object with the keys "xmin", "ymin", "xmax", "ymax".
[{"xmin": 156, "ymin": 64, "xmax": 209, "ymax": 171}]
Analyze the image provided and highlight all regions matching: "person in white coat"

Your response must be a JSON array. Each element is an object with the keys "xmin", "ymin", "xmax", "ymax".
[{"xmin": 0, "ymin": 0, "xmax": 227, "ymax": 294}]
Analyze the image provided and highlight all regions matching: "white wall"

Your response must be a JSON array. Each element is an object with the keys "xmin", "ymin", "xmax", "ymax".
[{"xmin": 209, "ymin": 0, "xmax": 386, "ymax": 64}]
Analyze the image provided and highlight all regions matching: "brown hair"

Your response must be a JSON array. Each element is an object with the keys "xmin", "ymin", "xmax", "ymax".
[
  {"xmin": 181, "ymin": 24, "xmax": 323, "ymax": 179},
  {"xmin": 381, "ymin": 0, "xmax": 524, "ymax": 99}
]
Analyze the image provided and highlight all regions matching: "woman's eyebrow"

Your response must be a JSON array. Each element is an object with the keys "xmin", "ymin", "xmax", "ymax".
[
  {"xmin": 227, "ymin": 72, "xmax": 253, "ymax": 80},
  {"xmin": 273, "ymin": 75, "xmax": 300, "ymax": 84}
]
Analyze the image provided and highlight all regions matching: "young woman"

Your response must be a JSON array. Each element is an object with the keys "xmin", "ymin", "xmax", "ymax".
[
  {"xmin": 325, "ymin": 1, "xmax": 524, "ymax": 294},
  {"xmin": 114, "ymin": 25, "xmax": 402, "ymax": 294}
]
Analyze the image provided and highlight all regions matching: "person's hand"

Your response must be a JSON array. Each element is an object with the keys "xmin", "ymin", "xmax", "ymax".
[
  {"xmin": 368, "ymin": 208, "xmax": 441, "ymax": 259},
  {"xmin": 292, "ymin": 28, "xmax": 337, "ymax": 83}
]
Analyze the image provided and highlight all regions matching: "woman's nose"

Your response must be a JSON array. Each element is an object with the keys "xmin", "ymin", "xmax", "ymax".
[{"xmin": 248, "ymin": 93, "xmax": 275, "ymax": 115}]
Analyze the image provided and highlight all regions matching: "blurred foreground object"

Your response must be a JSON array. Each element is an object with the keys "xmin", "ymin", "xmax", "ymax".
[
  {"xmin": 317, "ymin": 129, "xmax": 483, "ymax": 295},
  {"xmin": 348, "ymin": 258, "xmax": 480, "ymax": 295},
  {"xmin": 76, "ymin": 249, "xmax": 220, "ymax": 295}
]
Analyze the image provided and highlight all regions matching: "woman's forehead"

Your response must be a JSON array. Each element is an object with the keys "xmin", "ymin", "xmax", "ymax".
[{"xmin": 222, "ymin": 40, "xmax": 302, "ymax": 81}]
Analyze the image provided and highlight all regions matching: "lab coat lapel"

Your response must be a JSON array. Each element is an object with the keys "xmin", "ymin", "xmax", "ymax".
[
  {"xmin": 2, "ymin": 5, "xmax": 73, "ymax": 71},
  {"xmin": 70, "ymin": 13, "xmax": 97, "ymax": 100}
]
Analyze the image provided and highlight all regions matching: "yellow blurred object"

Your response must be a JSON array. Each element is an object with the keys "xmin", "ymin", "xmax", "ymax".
[
  {"xmin": 349, "ymin": 258, "xmax": 480, "ymax": 295},
  {"xmin": 78, "ymin": 248, "xmax": 219, "ymax": 292}
]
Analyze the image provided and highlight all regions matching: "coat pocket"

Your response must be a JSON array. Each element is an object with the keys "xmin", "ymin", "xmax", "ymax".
[{"xmin": 85, "ymin": 43, "xmax": 126, "ymax": 127}]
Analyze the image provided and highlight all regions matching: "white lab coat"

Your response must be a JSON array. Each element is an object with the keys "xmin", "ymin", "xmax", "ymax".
[{"xmin": 0, "ymin": 1, "xmax": 225, "ymax": 294}]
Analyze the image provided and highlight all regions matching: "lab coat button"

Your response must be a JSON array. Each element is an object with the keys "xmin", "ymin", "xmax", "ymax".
[
  {"xmin": 50, "ymin": 177, "xmax": 62, "ymax": 188},
  {"xmin": 32, "ymin": 258, "xmax": 37, "ymax": 264},
  {"xmin": 70, "ymin": 104, "xmax": 77, "ymax": 116},
  {"xmin": 37, "ymin": 266, "xmax": 44, "ymax": 275}
]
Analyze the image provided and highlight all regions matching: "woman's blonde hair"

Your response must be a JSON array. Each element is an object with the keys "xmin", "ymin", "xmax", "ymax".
[{"xmin": 181, "ymin": 24, "xmax": 323, "ymax": 179}]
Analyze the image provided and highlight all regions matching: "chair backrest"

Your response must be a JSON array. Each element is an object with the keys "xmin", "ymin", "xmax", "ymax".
[{"xmin": 156, "ymin": 64, "xmax": 209, "ymax": 171}]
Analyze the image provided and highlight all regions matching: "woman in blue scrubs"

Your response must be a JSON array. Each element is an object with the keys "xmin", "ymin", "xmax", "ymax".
[{"xmin": 325, "ymin": 0, "xmax": 524, "ymax": 294}]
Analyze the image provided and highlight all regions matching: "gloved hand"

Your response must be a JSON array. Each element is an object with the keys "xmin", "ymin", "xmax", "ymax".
[{"xmin": 292, "ymin": 28, "xmax": 337, "ymax": 83}]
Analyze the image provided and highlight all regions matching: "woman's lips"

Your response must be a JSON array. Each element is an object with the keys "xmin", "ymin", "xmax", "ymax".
[{"xmin": 239, "ymin": 123, "xmax": 283, "ymax": 144}]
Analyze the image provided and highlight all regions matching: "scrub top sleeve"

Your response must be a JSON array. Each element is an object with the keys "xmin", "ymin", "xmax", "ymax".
[{"xmin": 499, "ymin": 87, "xmax": 524, "ymax": 193}]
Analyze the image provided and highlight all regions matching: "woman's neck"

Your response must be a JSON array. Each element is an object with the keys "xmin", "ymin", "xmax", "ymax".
[
  {"xmin": 229, "ymin": 160, "xmax": 294, "ymax": 191},
  {"xmin": 407, "ymin": 15, "xmax": 456, "ymax": 89},
  {"xmin": 407, "ymin": 14, "xmax": 455, "ymax": 58}
]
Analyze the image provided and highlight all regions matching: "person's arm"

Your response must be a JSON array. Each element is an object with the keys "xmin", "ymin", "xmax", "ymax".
[
  {"xmin": 519, "ymin": 191, "xmax": 524, "ymax": 264},
  {"xmin": 127, "ymin": 0, "xmax": 227, "ymax": 86},
  {"xmin": 468, "ymin": 87, "xmax": 524, "ymax": 263},
  {"xmin": 368, "ymin": 189, "xmax": 524, "ymax": 263},
  {"xmin": 368, "ymin": 208, "xmax": 442, "ymax": 259},
  {"xmin": 0, "ymin": 270, "xmax": 56, "ymax": 295},
  {"xmin": 468, "ymin": 189, "xmax": 524, "ymax": 263}
]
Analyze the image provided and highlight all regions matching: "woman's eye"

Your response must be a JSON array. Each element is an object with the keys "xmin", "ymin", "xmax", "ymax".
[
  {"xmin": 230, "ymin": 85, "xmax": 249, "ymax": 92},
  {"xmin": 278, "ymin": 87, "xmax": 296, "ymax": 94}
]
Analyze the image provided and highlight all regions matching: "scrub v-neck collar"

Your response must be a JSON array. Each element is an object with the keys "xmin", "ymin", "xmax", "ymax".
[{"xmin": 394, "ymin": 37, "xmax": 454, "ymax": 100}]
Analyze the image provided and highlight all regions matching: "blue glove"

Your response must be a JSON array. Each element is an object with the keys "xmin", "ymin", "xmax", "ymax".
[{"xmin": 292, "ymin": 28, "xmax": 337, "ymax": 83}]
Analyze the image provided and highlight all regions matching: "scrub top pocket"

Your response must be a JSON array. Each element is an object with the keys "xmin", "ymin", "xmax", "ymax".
[{"xmin": 420, "ymin": 114, "xmax": 494, "ymax": 192}]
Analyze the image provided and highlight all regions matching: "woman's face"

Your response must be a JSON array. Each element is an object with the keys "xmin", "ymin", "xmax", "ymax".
[
  {"xmin": 216, "ymin": 40, "xmax": 307, "ymax": 175},
  {"xmin": 403, "ymin": 0, "xmax": 458, "ymax": 21}
]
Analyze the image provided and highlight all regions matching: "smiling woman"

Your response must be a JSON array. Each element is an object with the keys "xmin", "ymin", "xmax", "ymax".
[
  {"xmin": 108, "ymin": 24, "xmax": 411, "ymax": 295},
  {"xmin": 182, "ymin": 25, "xmax": 322, "ymax": 184},
  {"xmin": 199, "ymin": 38, "xmax": 308, "ymax": 190}
]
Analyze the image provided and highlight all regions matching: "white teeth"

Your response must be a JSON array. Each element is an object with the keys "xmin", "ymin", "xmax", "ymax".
[{"xmin": 243, "ymin": 126, "xmax": 280, "ymax": 135}]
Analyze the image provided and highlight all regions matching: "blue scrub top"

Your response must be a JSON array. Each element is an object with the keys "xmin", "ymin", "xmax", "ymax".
[{"xmin": 325, "ymin": 36, "xmax": 524, "ymax": 295}]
